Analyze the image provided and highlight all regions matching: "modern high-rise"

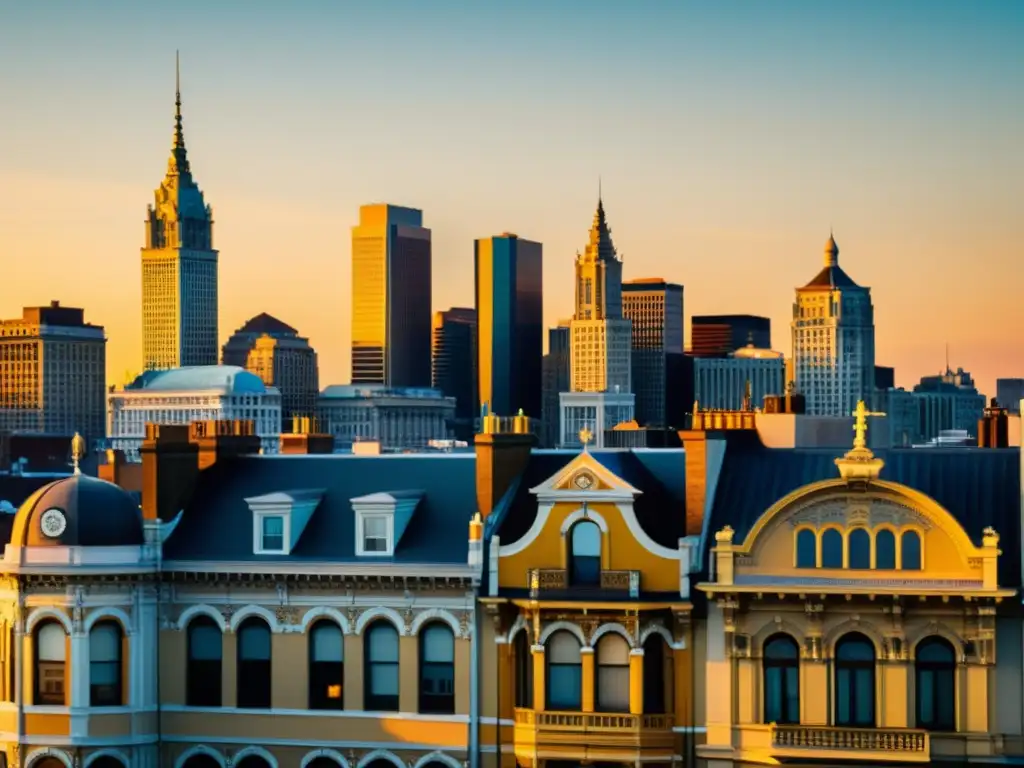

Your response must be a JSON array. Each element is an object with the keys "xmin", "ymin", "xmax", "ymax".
[
  {"xmin": 432, "ymin": 307, "xmax": 478, "ymax": 428},
  {"xmin": 0, "ymin": 302, "xmax": 106, "ymax": 444},
  {"xmin": 996, "ymin": 378, "xmax": 1024, "ymax": 415},
  {"xmin": 694, "ymin": 345, "xmax": 786, "ymax": 411},
  {"xmin": 622, "ymin": 278, "xmax": 684, "ymax": 427},
  {"xmin": 474, "ymin": 234, "xmax": 543, "ymax": 419},
  {"xmin": 560, "ymin": 197, "xmax": 634, "ymax": 447},
  {"xmin": 141, "ymin": 56, "xmax": 218, "ymax": 371},
  {"xmin": 913, "ymin": 366, "xmax": 987, "ymax": 441},
  {"xmin": 690, "ymin": 315, "xmax": 771, "ymax": 357},
  {"xmin": 791, "ymin": 234, "xmax": 875, "ymax": 416},
  {"xmin": 222, "ymin": 313, "xmax": 319, "ymax": 429},
  {"xmin": 351, "ymin": 204, "xmax": 432, "ymax": 388},
  {"xmin": 541, "ymin": 321, "xmax": 571, "ymax": 448}
]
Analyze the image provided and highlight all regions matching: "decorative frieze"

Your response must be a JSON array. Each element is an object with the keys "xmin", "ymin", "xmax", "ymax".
[{"xmin": 788, "ymin": 498, "xmax": 933, "ymax": 531}]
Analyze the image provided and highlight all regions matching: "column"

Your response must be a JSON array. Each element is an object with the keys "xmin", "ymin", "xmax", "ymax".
[
  {"xmin": 629, "ymin": 649, "xmax": 644, "ymax": 715},
  {"xmin": 70, "ymin": 627, "xmax": 88, "ymax": 707},
  {"xmin": 532, "ymin": 645, "xmax": 545, "ymax": 711},
  {"xmin": 581, "ymin": 648, "xmax": 595, "ymax": 712}
]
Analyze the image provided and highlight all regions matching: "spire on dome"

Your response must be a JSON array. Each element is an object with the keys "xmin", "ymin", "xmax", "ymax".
[
  {"xmin": 824, "ymin": 230, "xmax": 839, "ymax": 267},
  {"xmin": 168, "ymin": 51, "xmax": 191, "ymax": 177}
]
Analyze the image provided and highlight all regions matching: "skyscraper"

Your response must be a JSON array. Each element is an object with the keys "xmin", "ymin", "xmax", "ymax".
[
  {"xmin": 474, "ymin": 234, "xmax": 543, "ymax": 419},
  {"xmin": 541, "ymin": 321, "xmax": 571, "ymax": 448},
  {"xmin": 690, "ymin": 315, "xmax": 771, "ymax": 357},
  {"xmin": 622, "ymin": 279, "xmax": 684, "ymax": 427},
  {"xmin": 351, "ymin": 204, "xmax": 432, "ymax": 388},
  {"xmin": 791, "ymin": 234, "xmax": 876, "ymax": 416},
  {"xmin": 141, "ymin": 55, "xmax": 218, "ymax": 371},
  {"xmin": 432, "ymin": 307, "xmax": 478, "ymax": 428}
]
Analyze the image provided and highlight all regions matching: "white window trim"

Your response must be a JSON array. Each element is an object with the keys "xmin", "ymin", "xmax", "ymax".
[
  {"xmin": 357, "ymin": 512, "xmax": 394, "ymax": 557},
  {"xmin": 253, "ymin": 511, "xmax": 289, "ymax": 555}
]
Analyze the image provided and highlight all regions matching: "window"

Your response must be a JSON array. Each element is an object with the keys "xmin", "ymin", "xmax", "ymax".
[
  {"xmin": 309, "ymin": 621, "xmax": 344, "ymax": 710},
  {"xmin": 546, "ymin": 631, "xmax": 582, "ymax": 710},
  {"xmin": 34, "ymin": 621, "xmax": 66, "ymax": 705},
  {"xmin": 419, "ymin": 623, "xmax": 455, "ymax": 714},
  {"xmin": 875, "ymin": 529, "xmax": 896, "ymax": 569},
  {"xmin": 237, "ymin": 618, "xmax": 272, "ymax": 708},
  {"xmin": 569, "ymin": 520, "xmax": 601, "ymax": 586},
  {"xmin": 848, "ymin": 529, "xmax": 870, "ymax": 569},
  {"xmin": 514, "ymin": 630, "xmax": 533, "ymax": 708},
  {"xmin": 642, "ymin": 634, "xmax": 670, "ymax": 714},
  {"xmin": 835, "ymin": 633, "xmax": 875, "ymax": 727},
  {"xmin": 362, "ymin": 515, "xmax": 390, "ymax": 555},
  {"xmin": 763, "ymin": 634, "xmax": 800, "ymax": 724},
  {"xmin": 916, "ymin": 637, "xmax": 956, "ymax": 731},
  {"xmin": 365, "ymin": 621, "xmax": 400, "ymax": 711},
  {"xmin": 259, "ymin": 515, "xmax": 285, "ymax": 552},
  {"xmin": 795, "ymin": 529, "xmax": 816, "ymax": 568},
  {"xmin": 821, "ymin": 529, "xmax": 843, "ymax": 568},
  {"xmin": 89, "ymin": 622, "xmax": 122, "ymax": 706},
  {"xmin": 187, "ymin": 616, "xmax": 222, "ymax": 707},
  {"xmin": 901, "ymin": 531, "xmax": 922, "ymax": 570},
  {"xmin": 596, "ymin": 634, "xmax": 630, "ymax": 712}
]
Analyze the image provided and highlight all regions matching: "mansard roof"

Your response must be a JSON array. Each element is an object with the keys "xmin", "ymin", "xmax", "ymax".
[
  {"xmin": 162, "ymin": 453, "xmax": 477, "ymax": 565},
  {"xmin": 702, "ymin": 442, "xmax": 1021, "ymax": 584},
  {"xmin": 486, "ymin": 449, "xmax": 687, "ymax": 550}
]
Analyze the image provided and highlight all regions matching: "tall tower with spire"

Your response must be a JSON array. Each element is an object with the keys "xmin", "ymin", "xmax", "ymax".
[
  {"xmin": 141, "ymin": 54, "xmax": 218, "ymax": 371},
  {"xmin": 559, "ymin": 193, "xmax": 634, "ymax": 447},
  {"xmin": 791, "ymin": 232, "xmax": 876, "ymax": 416}
]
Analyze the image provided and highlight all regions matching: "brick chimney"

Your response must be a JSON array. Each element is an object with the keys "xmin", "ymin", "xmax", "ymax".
[
  {"xmin": 141, "ymin": 425, "xmax": 199, "ymax": 522},
  {"xmin": 279, "ymin": 416, "xmax": 334, "ymax": 455},
  {"xmin": 475, "ymin": 412, "xmax": 536, "ymax": 519},
  {"xmin": 190, "ymin": 419, "xmax": 261, "ymax": 471},
  {"xmin": 99, "ymin": 449, "xmax": 143, "ymax": 493},
  {"xmin": 978, "ymin": 398, "xmax": 1010, "ymax": 449}
]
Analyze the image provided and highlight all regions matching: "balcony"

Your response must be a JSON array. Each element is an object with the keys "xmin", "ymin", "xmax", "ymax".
[
  {"xmin": 514, "ymin": 708, "xmax": 675, "ymax": 752},
  {"xmin": 770, "ymin": 725, "xmax": 930, "ymax": 763},
  {"xmin": 527, "ymin": 569, "xmax": 640, "ymax": 599}
]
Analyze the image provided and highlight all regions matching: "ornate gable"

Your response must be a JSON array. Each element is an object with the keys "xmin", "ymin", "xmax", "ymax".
[{"xmin": 530, "ymin": 451, "xmax": 641, "ymax": 503}]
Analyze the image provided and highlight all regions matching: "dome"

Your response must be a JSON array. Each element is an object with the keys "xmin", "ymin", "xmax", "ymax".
[
  {"xmin": 126, "ymin": 365, "xmax": 267, "ymax": 395},
  {"xmin": 10, "ymin": 475, "xmax": 144, "ymax": 548}
]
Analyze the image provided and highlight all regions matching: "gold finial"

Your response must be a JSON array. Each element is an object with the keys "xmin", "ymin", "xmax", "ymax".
[
  {"xmin": 70, "ymin": 432, "xmax": 86, "ymax": 475},
  {"xmin": 578, "ymin": 425, "xmax": 593, "ymax": 450},
  {"xmin": 851, "ymin": 400, "xmax": 885, "ymax": 451}
]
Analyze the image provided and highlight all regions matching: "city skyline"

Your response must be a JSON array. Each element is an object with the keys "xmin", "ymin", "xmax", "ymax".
[{"xmin": 1, "ymin": 2, "xmax": 1021, "ymax": 398}]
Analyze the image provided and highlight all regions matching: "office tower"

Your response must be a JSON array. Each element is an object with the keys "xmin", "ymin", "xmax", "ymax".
[
  {"xmin": 317, "ymin": 385, "xmax": 455, "ymax": 452},
  {"xmin": 474, "ymin": 234, "xmax": 543, "ymax": 419},
  {"xmin": 541, "ymin": 322, "xmax": 571, "ymax": 447},
  {"xmin": 791, "ymin": 234, "xmax": 875, "ymax": 416},
  {"xmin": 622, "ymin": 279, "xmax": 684, "ymax": 427},
  {"xmin": 351, "ymin": 204, "xmax": 432, "ymax": 388},
  {"xmin": 694, "ymin": 346, "xmax": 786, "ymax": 411},
  {"xmin": 996, "ymin": 378, "xmax": 1024, "ymax": 415},
  {"xmin": 913, "ymin": 367, "xmax": 986, "ymax": 441},
  {"xmin": 560, "ymin": 197, "xmax": 634, "ymax": 447},
  {"xmin": 141, "ymin": 56, "xmax": 218, "ymax": 371},
  {"xmin": 0, "ymin": 302, "xmax": 106, "ymax": 445},
  {"xmin": 222, "ymin": 313, "xmax": 320, "ymax": 429},
  {"xmin": 690, "ymin": 315, "xmax": 771, "ymax": 357},
  {"xmin": 432, "ymin": 307, "xmax": 478, "ymax": 429},
  {"xmin": 874, "ymin": 365, "xmax": 896, "ymax": 390}
]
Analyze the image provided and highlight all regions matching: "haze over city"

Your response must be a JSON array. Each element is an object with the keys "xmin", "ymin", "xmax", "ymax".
[{"xmin": 1, "ymin": 1, "xmax": 1021, "ymax": 396}]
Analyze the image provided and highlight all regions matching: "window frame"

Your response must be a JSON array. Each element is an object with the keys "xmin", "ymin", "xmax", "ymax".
[
  {"xmin": 545, "ymin": 630, "xmax": 583, "ymax": 711},
  {"xmin": 89, "ymin": 620, "xmax": 123, "ymax": 707},
  {"xmin": 834, "ymin": 633, "xmax": 876, "ymax": 728},
  {"xmin": 364, "ymin": 621, "xmax": 400, "ymax": 711},
  {"xmin": 418, "ymin": 622, "xmax": 456, "ymax": 715},
  {"xmin": 34, "ymin": 621, "xmax": 67, "ymax": 706},
  {"xmin": 915, "ymin": 637, "xmax": 956, "ymax": 731},
  {"xmin": 357, "ymin": 513, "xmax": 394, "ymax": 557},
  {"xmin": 762, "ymin": 633, "xmax": 800, "ymax": 725},
  {"xmin": 253, "ymin": 511, "xmax": 289, "ymax": 555},
  {"xmin": 308, "ymin": 620, "xmax": 345, "ymax": 710},
  {"xmin": 595, "ymin": 634, "xmax": 631, "ymax": 713},
  {"xmin": 236, "ymin": 617, "xmax": 272, "ymax": 709},
  {"xmin": 513, "ymin": 630, "xmax": 534, "ymax": 709},
  {"xmin": 186, "ymin": 616, "xmax": 222, "ymax": 708},
  {"xmin": 568, "ymin": 519, "xmax": 602, "ymax": 587}
]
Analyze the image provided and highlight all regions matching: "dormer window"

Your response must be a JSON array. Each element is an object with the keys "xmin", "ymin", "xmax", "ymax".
[
  {"xmin": 245, "ymin": 489, "xmax": 325, "ymax": 556},
  {"xmin": 351, "ymin": 490, "xmax": 424, "ymax": 558},
  {"xmin": 260, "ymin": 516, "xmax": 286, "ymax": 553}
]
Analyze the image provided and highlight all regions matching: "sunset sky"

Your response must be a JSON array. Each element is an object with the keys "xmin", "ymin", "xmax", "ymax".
[{"xmin": 1, "ymin": 1, "xmax": 1021, "ymax": 397}]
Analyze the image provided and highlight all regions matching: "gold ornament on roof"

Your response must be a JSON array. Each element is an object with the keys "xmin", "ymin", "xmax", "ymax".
[
  {"xmin": 835, "ymin": 400, "xmax": 886, "ymax": 483},
  {"xmin": 70, "ymin": 432, "xmax": 86, "ymax": 475},
  {"xmin": 851, "ymin": 400, "xmax": 886, "ymax": 451},
  {"xmin": 578, "ymin": 425, "xmax": 593, "ymax": 450}
]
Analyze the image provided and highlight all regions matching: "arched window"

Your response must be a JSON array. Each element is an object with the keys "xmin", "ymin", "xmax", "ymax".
[
  {"xmin": 307, "ymin": 760, "xmax": 345, "ymax": 768},
  {"xmin": 420, "ymin": 623, "xmax": 455, "ymax": 714},
  {"xmin": 364, "ymin": 621, "xmax": 400, "ymax": 711},
  {"xmin": 795, "ymin": 529, "xmax": 817, "ymax": 568},
  {"xmin": 763, "ymin": 634, "xmax": 800, "ymax": 724},
  {"xmin": 309, "ymin": 621, "xmax": 344, "ymax": 710},
  {"xmin": 186, "ymin": 616, "xmax": 222, "ymax": 707},
  {"xmin": 642, "ymin": 634, "xmax": 671, "ymax": 714},
  {"xmin": 34, "ymin": 621, "xmax": 66, "ymax": 705},
  {"xmin": 90, "ymin": 758, "xmax": 127, "ymax": 768},
  {"xmin": 514, "ymin": 629, "xmax": 534, "ymax": 708},
  {"xmin": 901, "ymin": 531, "xmax": 922, "ymax": 570},
  {"xmin": 236, "ymin": 618, "xmax": 272, "ymax": 708},
  {"xmin": 916, "ymin": 637, "xmax": 956, "ymax": 731},
  {"xmin": 821, "ymin": 529, "xmax": 843, "ymax": 568},
  {"xmin": 181, "ymin": 756, "xmax": 221, "ymax": 768},
  {"xmin": 835, "ymin": 633, "xmax": 875, "ymax": 727},
  {"xmin": 89, "ymin": 621, "xmax": 123, "ymax": 706},
  {"xmin": 569, "ymin": 520, "xmax": 601, "ymax": 586},
  {"xmin": 236, "ymin": 757, "xmax": 273, "ymax": 768},
  {"xmin": 595, "ymin": 633, "xmax": 630, "ymax": 712},
  {"xmin": 546, "ymin": 631, "xmax": 582, "ymax": 710},
  {"xmin": 875, "ymin": 529, "xmax": 896, "ymax": 569},
  {"xmin": 33, "ymin": 760, "xmax": 68, "ymax": 768},
  {"xmin": 848, "ymin": 528, "xmax": 870, "ymax": 569}
]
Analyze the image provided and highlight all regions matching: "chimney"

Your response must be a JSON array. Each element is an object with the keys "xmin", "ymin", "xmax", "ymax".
[
  {"xmin": 189, "ymin": 419, "xmax": 261, "ymax": 470},
  {"xmin": 99, "ymin": 448, "xmax": 143, "ymax": 493},
  {"xmin": 978, "ymin": 398, "xmax": 1009, "ymax": 449},
  {"xmin": 280, "ymin": 416, "xmax": 334, "ymax": 455},
  {"xmin": 141, "ymin": 424, "xmax": 199, "ymax": 522},
  {"xmin": 475, "ymin": 413, "xmax": 536, "ymax": 519}
]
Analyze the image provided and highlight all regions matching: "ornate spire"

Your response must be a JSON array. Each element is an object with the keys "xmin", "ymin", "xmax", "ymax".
[
  {"xmin": 587, "ymin": 189, "xmax": 616, "ymax": 263},
  {"xmin": 168, "ymin": 51, "xmax": 190, "ymax": 177},
  {"xmin": 834, "ymin": 400, "xmax": 886, "ymax": 482},
  {"xmin": 824, "ymin": 230, "xmax": 839, "ymax": 267}
]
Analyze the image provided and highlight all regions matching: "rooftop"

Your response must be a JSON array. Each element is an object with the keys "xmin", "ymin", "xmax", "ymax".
[{"xmin": 123, "ymin": 366, "xmax": 268, "ymax": 395}]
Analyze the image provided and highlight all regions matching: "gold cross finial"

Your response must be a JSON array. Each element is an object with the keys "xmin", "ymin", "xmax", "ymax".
[
  {"xmin": 70, "ymin": 432, "xmax": 86, "ymax": 475},
  {"xmin": 578, "ymin": 425, "xmax": 593, "ymax": 449},
  {"xmin": 851, "ymin": 400, "xmax": 885, "ymax": 450}
]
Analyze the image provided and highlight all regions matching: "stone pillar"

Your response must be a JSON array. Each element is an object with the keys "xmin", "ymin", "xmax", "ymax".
[
  {"xmin": 581, "ymin": 648, "xmax": 595, "ymax": 712},
  {"xmin": 222, "ymin": 631, "xmax": 237, "ymax": 708},
  {"xmin": 70, "ymin": 631, "xmax": 88, "ymax": 707},
  {"xmin": 629, "ymin": 649, "xmax": 644, "ymax": 715},
  {"xmin": 532, "ymin": 645, "xmax": 545, "ymax": 711},
  {"xmin": 399, "ymin": 635, "xmax": 418, "ymax": 713}
]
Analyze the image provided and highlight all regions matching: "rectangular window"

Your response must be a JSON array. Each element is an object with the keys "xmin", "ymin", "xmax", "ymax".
[
  {"xmin": 362, "ymin": 515, "xmax": 390, "ymax": 554},
  {"xmin": 260, "ymin": 516, "xmax": 285, "ymax": 552}
]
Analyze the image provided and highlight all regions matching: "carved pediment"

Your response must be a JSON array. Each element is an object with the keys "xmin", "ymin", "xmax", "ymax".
[
  {"xmin": 531, "ymin": 451, "xmax": 641, "ymax": 500},
  {"xmin": 787, "ymin": 497, "xmax": 933, "ymax": 531}
]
